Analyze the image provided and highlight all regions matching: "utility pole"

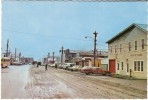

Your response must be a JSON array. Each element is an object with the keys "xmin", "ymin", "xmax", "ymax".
[
  {"xmin": 15, "ymin": 48, "xmax": 17, "ymax": 60},
  {"xmin": 48, "ymin": 53, "xmax": 50, "ymax": 64},
  {"xmin": 6, "ymin": 39, "xmax": 9, "ymax": 57},
  {"xmin": 93, "ymin": 31, "xmax": 98, "ymax": 67},
  {"xmin": 53, "ymin": 52, "xmax": 54, "ymax": 64},
  {"xmin": 60, "ymin": 46, "xmax": 64, "ymax": 64},
  {"xmin": 48, "ymin": 53, "xmax": 50, "ymax": 58}
]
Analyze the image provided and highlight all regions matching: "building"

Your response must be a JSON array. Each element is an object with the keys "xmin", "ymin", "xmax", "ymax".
[
  {"xmin": 19, "ymin": 57, "xmax": 34, "ymax": 64},
  {"xmin": 65, "ymin": 49, "xmax": 79, "ymax": 63},
  {"xmin": 106, "ymin": 23, "xmax": 148, "ymax": 79},
  {"xmin": 65, "ymin": 49, "xmax": 108, "ymax": 67},
  {"xmin": 42, "ymin": 56, "xmax": 60, "ymax": 64}
]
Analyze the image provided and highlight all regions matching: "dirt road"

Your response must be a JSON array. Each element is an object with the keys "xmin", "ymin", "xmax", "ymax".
[
  {"xmin": 26, "ymin": 65, "xmax": 147, "ymax": 99},
  {"xmin": 1, "ymin": 65, "xmax": 147, "ymax": 99}
]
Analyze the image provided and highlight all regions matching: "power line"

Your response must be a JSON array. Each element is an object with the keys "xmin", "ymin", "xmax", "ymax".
[{"xmin": 2, "ymin": 29, "xmax": 104, "ymax": 42}]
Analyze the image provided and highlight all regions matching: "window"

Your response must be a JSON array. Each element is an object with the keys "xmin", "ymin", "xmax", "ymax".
[
  {"xmin": 117, "ymin": 63, "xmax": 119, "ymax": 70},
  {"xmin": 141, "ymin": 61, "xmax": 143, "ymax": 71},
  {"xmin": 110, "ymin": 46, "xmax": 112, "ymax": 53},
  {"xmin": 138, "ymin": 61, "xmax": 140, "ymax": 71},
  {"xmin": 120, "ymin": 44, "xmax": 122, "ymax": 52},
  {"xmin": 129, "ymin": 42, "xmax": 131, "ymax": 51},
  {"xmin": 142, "ymin": 39, "xmax": 144, "ymax": 49},
  {"xmin": 127, "ymin": 63, "xmax": 129, "ymax": 72},
  {"xmin": 134, "ymin": 61, "xmax": 137, "ymax": 71},
  {"xmin": 115, "ymin": 45, "xmax": 117, "ymax": 53},
  {"xmin": 121, "ymin": 62, "xmax": 123, "ymax": 70},
  {"xmin": 135, "ymin": 41, "xmax": 137, "ymax": 50},
  {"xmin": 134, "ymin": 61, "xmax": 144, "ymax": 72}
]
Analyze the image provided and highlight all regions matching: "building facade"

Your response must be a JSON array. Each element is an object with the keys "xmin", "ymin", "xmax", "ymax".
[
  {"xmin": 65, "ymin": 49, "xmax": 108, "ymax": 67},
  {"xmin": 107, "ymin": 23, "xmax": 148, "ymax": 79}
]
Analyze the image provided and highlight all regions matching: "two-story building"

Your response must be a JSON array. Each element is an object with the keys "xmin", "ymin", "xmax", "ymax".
[{"xmin": 106, "ymin": 23, "xmax": 148, "ymax": 79}]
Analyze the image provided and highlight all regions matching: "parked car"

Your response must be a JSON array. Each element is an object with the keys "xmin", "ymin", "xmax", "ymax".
[
  {"xmin": 92, "ymin": 67, "xmax": 103, "ymax": 75},
  {"xmin": 37, "ymin": 62, "xmax": 41, "ymax": 66},
  {"xmin": 81, "ymin": 66, "xmax": 111, "ymax": 76},
  {"xmin": 81, "ymin": 66, "xmax": 93, "ymax": 75},
  {"xmin": 69, "ymin": 65, "xmax": 82, "ymax": 71},
  {"xmin": 57, "ymin": 64, "xmax": 63, "ymax": 69},
  {"xmin": 62, "ymin": 63, "xmax": 75, "ymax": 70},
  {"xmin": 50, "ymin": 64, "xmax": 56, "ymax": 67}
]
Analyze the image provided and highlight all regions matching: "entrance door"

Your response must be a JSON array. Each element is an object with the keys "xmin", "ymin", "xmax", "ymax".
[{"xmin": 109, "ymin": 59, "xmax": 116, "ymax": 73}]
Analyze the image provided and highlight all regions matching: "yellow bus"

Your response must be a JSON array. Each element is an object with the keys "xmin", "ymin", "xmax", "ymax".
[{"xmin": 1, "ymin": 57, "xmax": 10, "ymax": 68}]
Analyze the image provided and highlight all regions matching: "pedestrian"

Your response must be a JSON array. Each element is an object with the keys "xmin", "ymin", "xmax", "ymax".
[
  {"xmin": 45, "ymin": 63, "xmax": 48, "ymax": 71},
  {"xmin": 37, "ymin": 62, "xmax": 39, "ymax": 68}
]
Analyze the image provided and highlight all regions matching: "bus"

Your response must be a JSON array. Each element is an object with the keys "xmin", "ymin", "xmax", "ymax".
[{"xmin": 1, "ymin": 57, "xmax": 10, "ymax": 68}]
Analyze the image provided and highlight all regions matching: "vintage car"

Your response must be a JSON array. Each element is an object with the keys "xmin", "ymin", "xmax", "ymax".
[
  {"xmin": 80, "ymin": 66, "xmax": 93, "ymax": 75},
  {"xmin": 81, "ymin": 66, "xmax": 111, "ymax": 76},
  {"xmin": 62, "ymin": 63, "xmax": 75, "ymax": 70},
  {"xmin": 69, "ymin": 65, "xmax": 83, "ymax": 71}
]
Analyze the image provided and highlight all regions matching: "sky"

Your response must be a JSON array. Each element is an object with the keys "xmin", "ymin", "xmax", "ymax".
[{"xmin": 1, "ymin": 1, "xmax": 147, "ymax": 61}]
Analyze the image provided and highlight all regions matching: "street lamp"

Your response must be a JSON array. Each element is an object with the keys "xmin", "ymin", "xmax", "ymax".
[{"xmin": 85, "ymin": 31, "xmax": 98, "ymax": 67}]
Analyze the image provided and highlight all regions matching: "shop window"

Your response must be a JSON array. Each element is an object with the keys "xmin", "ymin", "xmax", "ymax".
[
  {"xmin": 127, "ymin": 63, "xmax": 129, "ymax": 72},
  {"xmin": 117, "ymin": 63, "xmax": 119, "ymax": 70},
  {"xmin": 134, "ymin": 61, "xmax": 144, "ymax": 72},
  {"xmin": 121, "ymin": 62, "xmax": 123, "ymax": 70}
]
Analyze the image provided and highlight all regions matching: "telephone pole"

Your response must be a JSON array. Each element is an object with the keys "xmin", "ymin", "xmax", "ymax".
[
  {"xmin": 93, "ymin": 31, "xmax": 98, "ymax": 67},
  {"xmin": 60, "ymin": 46, "xmax": 64, "ymax": 64},
  {"xmin": 48, "ymin": 53, "xmax": 50, "ymax": 64},
  {"xmin": 53, "ymin": 52, "xmax": 54, "ymax": 64},
  {"xmin": 15, "ymin": 48, "xmax": 17, "ymax": 60},
  {"xmin": 48, "ymin": 53, "xmax": 50, "ymax": 58},
  {"xmin": 6, "ymin": 39, "xmax": 9, "ymax": 57}
]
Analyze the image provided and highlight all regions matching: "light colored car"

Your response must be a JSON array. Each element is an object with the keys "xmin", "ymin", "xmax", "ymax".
[
  {"xmin": 50, "ymin": 64, "xmax": 56, "ymax": 67},
  {"xmin": 57, "ymin": 64, "xmax": 63, "ymax": 69},
  {"xmin": 69, "ymin": 65, "xmax": 82, "ymax": 71},
  {"xmin": 62, "ymin": 63, "xmax": 75, "ymax": 70}
]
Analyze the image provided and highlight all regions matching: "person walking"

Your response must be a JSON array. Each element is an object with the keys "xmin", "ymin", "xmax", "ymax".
[
  {"xmin": 37, "ymin": 62, "xmax": 39, "ymax": 68},
  {"xmin": 45, "ymin": 63, "xmax": 48, "ymax": 71}
]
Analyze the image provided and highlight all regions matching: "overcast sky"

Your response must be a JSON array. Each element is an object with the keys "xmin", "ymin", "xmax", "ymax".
[{"xmin": 2, "ymin": 1, "xmax": 147, "ymax": 60}]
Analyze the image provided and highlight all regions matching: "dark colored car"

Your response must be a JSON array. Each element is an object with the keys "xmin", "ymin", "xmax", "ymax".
[
  {"xmin": 81, "ymin": 66, "xmax": 93, "ymax": 75},
  {"xmin": 81, "ymin": 66, "xmax": 111, "ymax": 76},
  {"xmin": 37, "ymin": 62, "xmax": 41, "ymax": 66},
  {"xmin": 92, "ymin": 67, "xmax": 103, "ymax": 74}
]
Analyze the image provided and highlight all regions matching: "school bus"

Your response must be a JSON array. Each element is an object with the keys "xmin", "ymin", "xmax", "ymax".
[{"xmin": 1, "ymin": 57, "xmax": 10, "ymax": 68}]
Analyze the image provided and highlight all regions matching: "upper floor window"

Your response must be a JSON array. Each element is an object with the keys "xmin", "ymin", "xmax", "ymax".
[
  {"xmin": 129, "ymin": 42, "xmax": 131, "ymax": 51},
  {"xmin": 110, "ymin": 46, "xmax": 112, "ymax": 53},
  {"xmin": 135, "ymin": 41, "xmax": 137, "ymax": 50},
  {"xmin": 115, "ymin": 45, "xmax": 117, "ymax": 53},
  {"xmin": 120, "ymin": 44, "xmax": 122, "ymax": 52},
  {"xmin": 142, "ymin": 39, "xmax": 144, "ymax": 49}
]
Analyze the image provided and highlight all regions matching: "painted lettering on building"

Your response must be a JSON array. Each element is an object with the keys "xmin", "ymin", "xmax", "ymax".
[{"xmin": 130, "ymin": 54, "xmax": 142, "ymax": 57}]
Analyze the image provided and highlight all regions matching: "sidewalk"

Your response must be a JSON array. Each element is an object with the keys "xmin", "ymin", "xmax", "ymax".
[{"xmin": 86, "ymin": 74, "xmax": 147, "ymax": 91}]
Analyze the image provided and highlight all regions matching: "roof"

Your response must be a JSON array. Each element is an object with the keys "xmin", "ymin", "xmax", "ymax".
[{"xmin": 106, "ymin": 23, "xmax": 148, "ymax": 43}]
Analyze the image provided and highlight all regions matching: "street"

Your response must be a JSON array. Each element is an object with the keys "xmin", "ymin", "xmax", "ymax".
[
  {"xmin": 1, "ymin": 65, "xmax": 30, "ymax": 99},
  {"xmin": 1, "ymin": 65, "xmax": 147, "ymax": 99}
]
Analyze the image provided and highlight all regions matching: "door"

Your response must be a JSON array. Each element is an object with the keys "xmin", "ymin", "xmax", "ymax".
[{"xmin": 109, "ymin": 59, "xmax": 116, "ymax": 73}]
